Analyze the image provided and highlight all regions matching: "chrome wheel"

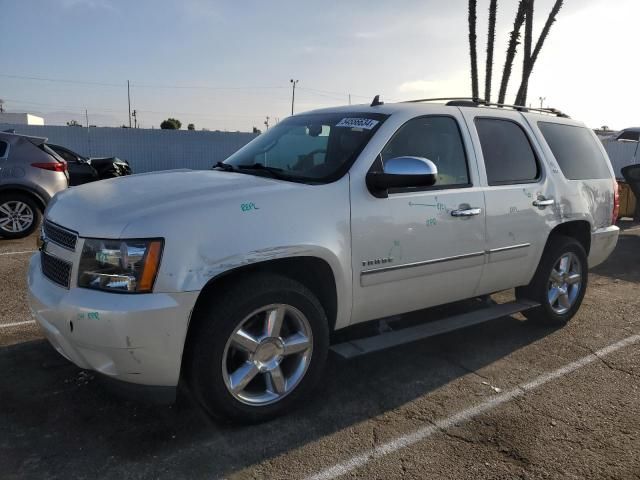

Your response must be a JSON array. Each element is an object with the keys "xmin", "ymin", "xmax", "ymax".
[
  {"xmin": 548, "ymin": 252, "xmax": 582, "ymax": 315},
  {"xmin": 0, "ymin": 201, "xmax": 34, "ymax": 233},
  {"xmin": 222, "ymin": 304, "xmax": 313, "ymax": 406}
]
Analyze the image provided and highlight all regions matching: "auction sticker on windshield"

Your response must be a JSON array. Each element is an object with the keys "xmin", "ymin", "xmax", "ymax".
[{"xmin": 336, "ymin": 118, "xmax": 380, "ymax": 130}]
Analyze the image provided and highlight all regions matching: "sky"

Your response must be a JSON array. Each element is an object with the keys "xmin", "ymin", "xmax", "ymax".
[{"xmin": 0, "ymin": 0, "xmax": 638, "ymax": 131}]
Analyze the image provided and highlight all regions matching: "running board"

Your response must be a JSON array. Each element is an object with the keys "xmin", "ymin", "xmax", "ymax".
[{"xmin": 330, "ymin": 300, "xmax": 540, "ymax": 359}]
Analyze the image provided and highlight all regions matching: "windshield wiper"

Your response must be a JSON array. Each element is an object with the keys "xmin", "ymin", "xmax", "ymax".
[
  {"xmin": 236, "ymin": 163, "xmax": 289, "ymax": 179},
  {"xmin": 213, "ymin": 161, "xmax": 237, "ymax": 172}
]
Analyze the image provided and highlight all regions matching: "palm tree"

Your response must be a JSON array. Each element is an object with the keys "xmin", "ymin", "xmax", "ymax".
[
  {"xmin": 468, "ymin": 0, "xmax": 479, "ymax": 100},
  {"xmin": 515, "ymin": 0, "xmax": 535, "ymax": 105},
  {"xmin": 515, "ymin": 0, "xmax": 564, "ymax": 105},
  {"xmin": 497, "ymin": 0, "xmax": 527, "ymax": 104},
  {"xmin": 484, "ymin": 0, "xmax": 498, "ymax": 102}
]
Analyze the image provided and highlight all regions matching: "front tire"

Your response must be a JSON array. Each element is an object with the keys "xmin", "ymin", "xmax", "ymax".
[
  {"xmin": 516, "ymin": 235, "xmax": 588, "ymax": 325},
  {"xmin": 187, "ymin": 273, "xmax": 329, "ymax": 423},
  {"xmin": 0, "ymin": 194, "xmax": 41, "ymax": 239}
]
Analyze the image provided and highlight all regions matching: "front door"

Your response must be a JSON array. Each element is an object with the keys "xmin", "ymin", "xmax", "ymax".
[{"xmin": 350, "ymin": 112, "xmax": 486, "ymax": 324}]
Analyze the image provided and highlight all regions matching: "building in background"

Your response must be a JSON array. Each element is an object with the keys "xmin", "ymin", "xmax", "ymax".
[{"xmin": 0, "ymin": 112, "xmax": 45, "ymax": 126}]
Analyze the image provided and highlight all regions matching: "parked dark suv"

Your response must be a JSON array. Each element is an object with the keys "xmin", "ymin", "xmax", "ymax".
[
  {"xmin": 48, "ymin": 144, "xmax": 132, "ymax": 186},
  {"xmin": 0, "ymin": 132, "xmax": 68, "ymax": 239}
]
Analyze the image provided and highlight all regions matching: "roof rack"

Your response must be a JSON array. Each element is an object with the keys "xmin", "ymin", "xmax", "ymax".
[
  {"xmin": 475, "ymin": 100, "xmax": 570, "ymax": 118},
  {"xmin": 400, "ymin": 96, "xmax": 570, "ymax": 118},
  {"xmin": 401, "ymin": 97, "xmax": 484, "ymax": 104}
]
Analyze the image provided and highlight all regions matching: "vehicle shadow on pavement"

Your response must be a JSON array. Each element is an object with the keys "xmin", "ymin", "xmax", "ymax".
[
  {"xmin": 3, "ymin": 230, "xmax": 637, "ymax": 478},
  {"xmin": 0, "ymin": 316, "xmax": 557, "ymax": 479},
  {"xmin": 591, "ymin": 231, "xmax": 640, "ymax": 283}
]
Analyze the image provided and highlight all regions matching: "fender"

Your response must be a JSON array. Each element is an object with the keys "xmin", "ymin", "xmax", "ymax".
[
  {"xmin": 180, "ymin": 244, "xmax": 352, "ymax": 330},
  {"xmin": 0, "ymin": 183, "xmax": 49, "ymax": 210}
]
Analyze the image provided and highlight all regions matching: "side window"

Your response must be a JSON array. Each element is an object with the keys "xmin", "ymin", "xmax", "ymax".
[
  {"xmin": 0, "ymin": 141, "xmax": 8, "ymax": 158},
  {"xmin": 380, "ymin": 116, "xmax": 470, "ymax": 187},
  {"xmin": 56, "ymin": 149, "xmax": 77, "ymax": 164},
  {"xmin": 617, "ymin": 130, "xmax": 640, "ymax": 142},
  {"xmin": 475, "ymin": 118, "xmax": 539, "ymax": 185},
  {"xmin": 538, "ymin": 122, "xmax": 611, "ymax": 180}
]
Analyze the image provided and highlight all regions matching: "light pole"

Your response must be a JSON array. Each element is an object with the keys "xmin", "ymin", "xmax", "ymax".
[
  {"xmin": 290, "ymin": 79, "xmax": 298, "ymax": 115},
  {"xmin": 539, "ymin": 96, "xmax": 546, "ymax": 109},
  {"xmin": 264, "ymin": 116, "xmax": 270, "ymax": 130}
]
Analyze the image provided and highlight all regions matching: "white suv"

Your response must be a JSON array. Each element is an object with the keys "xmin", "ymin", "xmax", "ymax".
[{"xmin": 28, "ymin": 98, "xmax": 620, "ymax": 422}]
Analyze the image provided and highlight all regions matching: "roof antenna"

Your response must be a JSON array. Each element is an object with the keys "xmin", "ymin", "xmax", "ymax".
[{"xmin": 370, "ymin": 95, "xmax": 384, "ymax": 107}]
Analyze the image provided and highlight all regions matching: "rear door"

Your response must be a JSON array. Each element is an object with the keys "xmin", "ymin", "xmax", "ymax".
[{"xmin": 460, "ymin": 108, "xmax": 554, "ymax": 294}]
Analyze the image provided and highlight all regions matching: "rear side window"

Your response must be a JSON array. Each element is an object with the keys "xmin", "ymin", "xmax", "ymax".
[
  {"xmin": 617, "ymin": 130, "xmax": 640, "ymax": 142},
  {"xmin": 475, "ymin": 118, "xmax": 539, "ymax": 185},
  {"xmin": 538, "ymin": 122, "xmax": 611, "ymax": 180},
  {"xmin": 0, "ymin": 141, "xmax": 7, "ymax": 158}
]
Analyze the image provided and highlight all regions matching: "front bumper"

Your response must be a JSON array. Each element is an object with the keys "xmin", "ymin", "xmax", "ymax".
[
  {"xmin": 27, "ymin": 253, "xmax": 199, "ymax": 387},
  {"xmin": 588, "ymin": 225, "xmax": 620, "ymax": 268}
]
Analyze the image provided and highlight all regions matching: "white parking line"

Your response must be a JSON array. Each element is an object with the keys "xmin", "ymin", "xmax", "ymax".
[
  {"xmin": 0, "ymin": 320, "xmax": 36, "ymax": 329},
  {"xmin": 305, "ymin": 333, "xmax": 640, "ymax": 480},
  {"xmin": 0, "ymin": 250, "xmax": 36, "ymax": 256}
]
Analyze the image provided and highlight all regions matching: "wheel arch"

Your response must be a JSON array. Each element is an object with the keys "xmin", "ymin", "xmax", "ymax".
[
  {"xmin": 0, "ymin": 185, "xmax": 47, "ymax": 212},
  {"xmin": 180, "ymin": 256, "xmax": 339, "ymax": 379},
  {"xmin": 547, "ymin": 220, "xmax": 591, "ymax": 255}
]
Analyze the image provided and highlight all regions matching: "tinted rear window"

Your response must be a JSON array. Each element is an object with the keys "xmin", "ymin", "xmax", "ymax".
[
  {"xmin": 538, "ymin": 122, "xmax": 611, "ymax": 180},
  {"xmin": 0, "ymin": 141, "xmax": 7, "ymax": 157},
  {"xmin": 475, "ymin": 118, "xmax": 539, "ymax": 185}
]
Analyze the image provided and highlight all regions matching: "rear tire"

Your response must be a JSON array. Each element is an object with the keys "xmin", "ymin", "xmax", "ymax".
[
  {"xmin": 0, "ymin": 194, "xmax": 41, "ymax": 239},
  {"xmin": 516, "ymin": 235, "xmax": 588, "ymax": 325},
  {"xmin": 186, "ymin": 273, "xmax": 329, "ymax": 423}
]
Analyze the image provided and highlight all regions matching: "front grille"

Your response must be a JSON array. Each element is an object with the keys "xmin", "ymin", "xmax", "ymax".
[
  {"xmin": 41, "ymin": 251, "xmax": 72, "ymax": 289},
  {"xmin": 44, "ymin": 220, "xmax": 78, "ymax": 251}
]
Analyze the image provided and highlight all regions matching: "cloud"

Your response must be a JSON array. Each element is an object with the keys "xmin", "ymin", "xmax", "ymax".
[
  {"xmin": 397, "ymin": 80, "xmax": 440, "ymax": 94},
  {"xmin": 59, "ymin": 0, "xmax": 115, "ymax": 10},
  {"xmin": 396, "ymin": 75, "xmax": 469, "ymax": 100},
  {"xmin": 352, "ymin": 31, "xmax": 379, "ymax": 39}
]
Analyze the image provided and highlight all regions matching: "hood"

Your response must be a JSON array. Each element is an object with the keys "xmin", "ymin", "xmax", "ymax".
[{"xmin": 46, "ymin": 169, "xmax": 299, "ymax": 237}]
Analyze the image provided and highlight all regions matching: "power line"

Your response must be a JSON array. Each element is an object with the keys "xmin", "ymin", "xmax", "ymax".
[
  {"xmin": 0, "ymin": 73, "xmax": 123, "ymax": 88},
  {"xmin": 0, "ymin": 73, "xmax": 382, "ymax": 99},
  {"xmin": 3, "ymin": 97, "xmax": 275, "ymax": 119},
  {"xmin": 0, "ymin": 73, "xmax": 288, "ymax": 91}
]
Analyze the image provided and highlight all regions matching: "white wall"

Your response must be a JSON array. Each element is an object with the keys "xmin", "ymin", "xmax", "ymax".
[
  {"xmin": 0, "ymin": 124, "xmax": 257, "ymax": 173},
  {"xmin": 0, "ymin": 113, "xmax": 44, "ymax": 125}
]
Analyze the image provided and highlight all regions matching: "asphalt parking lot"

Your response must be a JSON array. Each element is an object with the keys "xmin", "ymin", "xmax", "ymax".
[{"xmin": 1, "ymin": 228, "xmax": 640, "ymax": 480}]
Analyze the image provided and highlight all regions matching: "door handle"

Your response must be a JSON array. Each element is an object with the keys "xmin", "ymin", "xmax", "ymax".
[
  {"xmin": 532, "ymin": 198, "xmax": 555, "ymax": 207},
  {"xmin": 451, "ymin": 208, "xmax": 482, "ymax": 217}
]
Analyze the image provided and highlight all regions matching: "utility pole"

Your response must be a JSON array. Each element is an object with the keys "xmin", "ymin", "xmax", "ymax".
[
  {"xmin": 127, "ymin": 80, "xmax": 132, "ymax": 128},
  {"xmin": 290, "ymin": 79, "xmax": 298, "ymax": 115},
  {"xmin": 539, "ymin": 96, "xmax": 546, "ymax": 109},
  {"xmin": 348, "ymin": 94, "xmax": 351, "ymax": 105},
  {"xmin": 132, "ymin": 109, "xmax": 138, "ymax": 128},
  {"xmin": 85, "ymin": 109, "xmax": 91, "ymax": 157},
  {"xmin": 264, "ymin": 116, "xmax": 270, "ymax": 130}
]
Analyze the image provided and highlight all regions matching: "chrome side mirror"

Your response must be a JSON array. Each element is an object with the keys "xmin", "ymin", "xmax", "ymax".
[{"xmin": 367, "ymin": 156, "xmax": 438, "ymax": 197}]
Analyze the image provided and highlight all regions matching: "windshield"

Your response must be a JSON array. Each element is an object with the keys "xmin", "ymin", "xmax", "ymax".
[{"xmin": 223, "ymin": 112, "xmax": 388, "ymax": 183}]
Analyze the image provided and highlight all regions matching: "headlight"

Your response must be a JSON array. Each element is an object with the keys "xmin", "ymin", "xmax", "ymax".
[{"xmin": 78, "ymin": 238, "xmax": 163, "ymax": 293}]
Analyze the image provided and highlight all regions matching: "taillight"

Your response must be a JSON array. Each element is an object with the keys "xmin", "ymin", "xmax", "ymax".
[
  {"xmin": 612, "ymin": 180, "xmax": 620, "ymax": 225},
  {"xmin": 32, "ymin": 161, "xmax": 67, "ymax": 172}
]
